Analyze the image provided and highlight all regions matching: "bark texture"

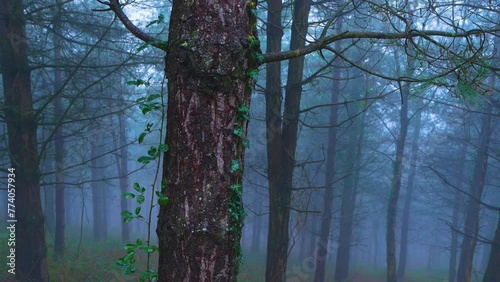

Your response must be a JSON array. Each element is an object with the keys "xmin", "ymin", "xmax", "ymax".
[
  {"xmin": 0, "ymin": 0, "xmax": 49, "ymax": 280},
  {"xmin": 156, "ymin": 0, "xmax": 259, "ymax": 280}
]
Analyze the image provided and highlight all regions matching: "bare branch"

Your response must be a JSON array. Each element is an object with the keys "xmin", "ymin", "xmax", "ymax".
[
  {"xmin": 95, "ymin": 0, "xmax": 166, "ymax": 50},
  {"xmin": 262, "ymin": 29, "xmax": 497, "ymax": 64}
]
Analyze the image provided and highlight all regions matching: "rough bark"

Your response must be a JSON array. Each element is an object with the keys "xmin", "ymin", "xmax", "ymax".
[
  {"xmin": 265, "ymin": 0, "xmax": 311, "ymax": 281},
  {"xmin": 155, "ymin": 0, "xmax": 260, "ymax": 280},
  {"xmin": 396, "ymin": 98, "xmax": 423, "ymax": 281},
  {"xmin": 456, "ymin": 100, "xmax": 493, "ymax": 282},
  {"xmin": 484, "ymin": 211, "xmax": 500, "ymax": 282},
  {"xmin": 0, "ymin": 0, "xmax": 49, "ymax": 280}
]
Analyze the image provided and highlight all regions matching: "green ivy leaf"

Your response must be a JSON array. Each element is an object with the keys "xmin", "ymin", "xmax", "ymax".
[
  {"xmin": 137, "ymin": 195, "xmax": 145, "ymax": 204},
  {"xmin": 138, "ymin": 132, "xmax": 147, "ymax": 144},
  {"xmin": 133, "ymin": 183, "xmax": 141, "ymax": 193},
  {"xmin": 158, "ymin": 144, "xmax": 169, "ymax": 152},
  {"xmin": 116, "ymin": 258, "xmax": 126, "ymax": 267},
  {"xmin": 233, "ymin": 126, "xmax": 244, "ymax": 138},
  {"xmin": 147, "ymin": 146, "xmax": 158, "ymax": 157},
  {"xmin": 230, "ymin": 159, "xmax": 240, "ymax": 173},
  {"xmin": 147, "ymin": 93, "xmax": 161, "ymax": 101},
  {"xmin": 158, "ymin": 196, "xmax": 170, "ymax": 206},
  {"xmin": 122, "ymin": 192, "xmax": 135, "ymax": 199},
  {"xmin": 138, "ymin": 156, "xmax": 155, "ymax": 164},
  {"xmin": 127, "ymin": 79, "xmax": 150, "ymax": 87},
  {"xmin": 124, "ymin": 243, "xmax": 136, "ymax": 252}
]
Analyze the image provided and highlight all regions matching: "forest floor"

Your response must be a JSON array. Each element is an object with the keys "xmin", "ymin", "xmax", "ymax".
[{"xmin": 0, "ymin": 232, "xmax": 479, "ymax": 281}]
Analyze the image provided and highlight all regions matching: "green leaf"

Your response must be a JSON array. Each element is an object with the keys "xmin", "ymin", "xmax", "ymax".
[
  {"xmin": 122, "ymin": 193, "xmax": 135, "ymax": 199},
  {"xmin": 138, "ymin": 156, "xmax": 155, "ymax": 164},
  {"xmin": 147, "ymin": 94, "xmax": 161, "ymax": 101},
  {"xmin": 124, "ymin": 216, "xmax": 133, "ymax": 223},
  {"xmin": 230, "ymin": 159, "xmax": 240, "ymax": 173},
  {"xmin": 243, "ymin": 139, "xmax": 250, "ymax": 149},
  {"xmin": 137, "ymin": 195, "xmax": 145, "ymax": 204},
  {"xmin": 116, "ymin": 258, "xmax": 126, "ymax": 267},
  {"xmin": 148, "ymin": 146, "xmax": 158, "ymax": 157},
  {"xmin": 124, "ymin": 243, "xmax": 136, "ymax": 252},
  {"xmin": 158, "ymin": 144, "xmax": 169, "ymax": 152},
  {"xmin": 135, "ymin": 206, "xmax": 141, "ymax": 215},
  {"xmin": 127, "ymin": 79, "xmax": 149, "ymax": 86},
  {"xmin": 121, "ymin": 210, "xmax": 133, "ymax": 217},
  {"xmin": 136, "ymin": 239, "xmax": 143, "ymax": 246},
  {"xmin": 180, "ymin": 41, "xmax": 188, "ymax": 47},
  {"xmin": 161, "ymin": 179, "xmax": 167, "ymax": 191},
  {"xmin": 138, "ymin": 132, "xmax": 147, "ymax": 144},
  {"xmin": 137, "ymin": 42, "xmax": 152, "ymax": 52},
  {"xmin": 158, "ymin": 196, "xmax": 170, "ymax": 206},
  {"xmin": 133, "ymin": 183, "xmax": 141, "ymax": 193},
  {"xmin": 233, "ymin": 126, "xmax": 244, "ymax": 138}
]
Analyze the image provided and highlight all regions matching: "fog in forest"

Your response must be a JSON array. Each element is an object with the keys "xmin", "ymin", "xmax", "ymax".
[{"xmin": 0, "ymin": 0, "xmax": 499, "ymax": 281}]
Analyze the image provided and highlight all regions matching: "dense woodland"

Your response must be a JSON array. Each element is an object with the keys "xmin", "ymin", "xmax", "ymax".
[{"xmin": 0, "ymin": 0, "xmax": 499, "ymax": 281}]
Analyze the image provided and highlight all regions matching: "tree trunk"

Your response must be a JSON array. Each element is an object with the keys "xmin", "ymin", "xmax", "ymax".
[
  {"xmin": 155, "ymin": 0, "xmax": 260, "ymax": 280},
  {"xmin": 333, "ymin": 56, "xmax": 366, "ymax": 282},
  {"xmin": 483, "ymin": 211, "xmax": 500, "ymax": 282},
  {"xmin": 53, "ymin": 0, "xmax": 65, "ymax": 259},
  {"xmin": 265, "ymin": 0, "xmax": 311, "ymax": 281},
  {"xmin": 386, "ymin": 83, "xmax": 409, "ymax": 282},
  {"xmin": 449, "ymin": 134, "xmax": 468, "ymax": 282},
  {"xmin": 0, "ymin": 0, "xmax": 49, "ymax": 280},
  {"xmin": 91, "ymin": 133, "xmax": 105, "ymax": 241},
  {"xmin": 313, "ymin": 22, "xmax": 341, "ymax": 282},
  {"xmin": 397, "ymin": 99, "xmax": 423, "ymax": 281},
  {"xmin": 252, "ymin": 215, "xmax": 262, "ymax": 253},
  {"xmin": 456, "ymin": 102, "xmax": 493, "ymax": 282},
  {"xmin": 117, "ymin": 97, "xmax": 130, "ymax": 242}
]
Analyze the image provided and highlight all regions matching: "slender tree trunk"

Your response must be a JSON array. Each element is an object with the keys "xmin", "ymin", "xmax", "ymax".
[
  {"xmin": 386, "ymin": 83, "xmax": 409, "ymax": 282},
  {"xmin": 117, "ymin": 99, "xmax": 130, "ymax": 242},
  {"xmin": 456, "ymin": 102, "xmax": 493, "ymax": 282},
  {"xmin": 449, "ymin": 134, "xmax": 468, "ymax": 282},
  {"xmin": 53, "ymin": 0, "xmax": 65, "ymax": 259},
  {"xmin": 313, "ymin": 24, "xmax": 341, "ymax": 282},
  {"xmin": 0, "ymin": 0, "xmax": 49, "ymax": 280},
  {"xmin": 155, "ymin": 0, "xmax": 260, "ymax": 279},
  {"xmin": 265, "ymin": 0, "xmax": 311, "ymax": 281},
  {"xmin": 91, "ymin": 133, "xmax": 105, "ymax": 241},
  {"xmin": 397, "ymin": 99, "xmax": 423, "ymax": 281},
  {"xmin": 484, "ymin": 211, "xmax": 500, "ymax": 282},
  {"xmin": 252, "ymin": 215, "xmax": 262, "ymax": 253},
  {"xmin": 333, "ymin": 59, "xmax": 367, "ymax": 282}
]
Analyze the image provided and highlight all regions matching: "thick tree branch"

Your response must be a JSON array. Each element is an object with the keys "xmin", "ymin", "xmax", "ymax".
[
  {"xmin": 262, "ymin": 29, "xmax": 496, "ymax": 64},
  {"xmin": 95, "ymin": 0, "xmax": 166, "ymax": 50}
]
